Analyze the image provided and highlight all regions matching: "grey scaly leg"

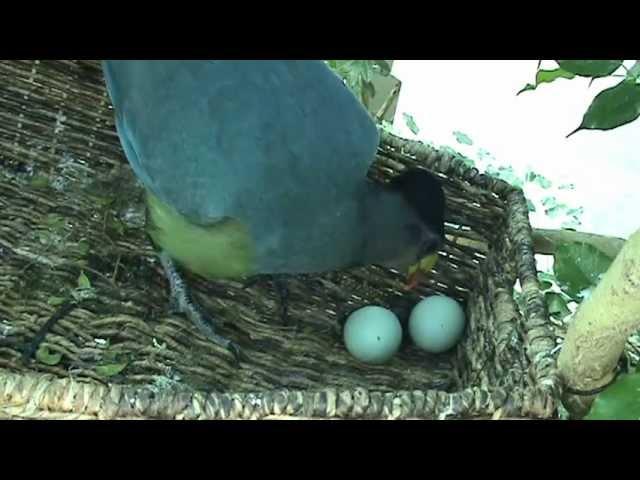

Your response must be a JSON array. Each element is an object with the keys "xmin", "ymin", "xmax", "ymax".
[{"xmin": 159, "ymin": 252, "xmax": 242, "ymax": 364}]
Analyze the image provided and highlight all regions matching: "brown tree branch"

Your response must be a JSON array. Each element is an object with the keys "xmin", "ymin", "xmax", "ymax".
[{"xmin": 532, "ymin": 228, "xmax": 626, "ymax": 259}]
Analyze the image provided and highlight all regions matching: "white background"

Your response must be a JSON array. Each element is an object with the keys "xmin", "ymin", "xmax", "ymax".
[{"xmin": 391, "ymin": 60, "xmax": 639, "ymax": 239}]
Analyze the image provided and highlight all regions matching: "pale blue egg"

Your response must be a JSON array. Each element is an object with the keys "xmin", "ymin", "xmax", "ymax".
[
  {"xmin": 343, "ymin": 306, "xmax": 402, "ymax": 364},
  {"xmin": 409, "ymin": 296, "xmax": 466, "ymax": 353}
]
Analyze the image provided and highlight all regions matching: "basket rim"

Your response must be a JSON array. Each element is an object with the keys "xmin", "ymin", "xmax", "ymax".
[
  {"xmin": 378, "ymin": 130, "xmax": 519, "ymax": 199},
  {"xmin": 0, "ymin": 368, "xmax": 557, "ymax": 420}
]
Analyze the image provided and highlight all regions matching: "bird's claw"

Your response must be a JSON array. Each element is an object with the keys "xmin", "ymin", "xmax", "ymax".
[
  {"xmin": 160, "ymin": 252, "xmax": 243, "ymax": 367},
  {"xmin": 204, "ymin": 330, "xmax": 244, "ymax": 366},
  {"xmin": 193, "ymin": 324, "xmax": 244, "ymax": 368},
  {"xmin": 240, "ymin": 274, "xmax": 295, "ymax": 327}
]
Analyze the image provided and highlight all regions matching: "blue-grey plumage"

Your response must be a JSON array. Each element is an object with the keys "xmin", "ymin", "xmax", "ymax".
[{"xmin": 103, "ymin": 60, "xmax": 441, "ymax": 278}]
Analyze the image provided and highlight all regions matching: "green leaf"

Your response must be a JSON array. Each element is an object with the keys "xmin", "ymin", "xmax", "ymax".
[
  {"xmin": 453, "ymin": 131, "xmax": 473, "ymax": 146},
  {"xmin": 517, "ymin": 68, "xmax": 575, "ymax": 95},
  {"xmin": 554, "ymin": 242, "xmax": 614, "ymax": 298},
  {"xmin": 108, "ymin": 216, "xmax": 125, "ymax": 236},
  {"xmin": 545, "ymin": 204, "xmax": 569, "ymax": 219},
  {"xmin": 545, "ymin": 292, "xmax": 571, "ymax": 319},
  {"xmin": 95, "ymin": 362, "xmax": 128, "ymax": 377},
  {"xmin": 77, "ymin": 271, "xmax": 91, "ymax": 289},
  {"xmin": 536, "ymin": 68, "xmax": 576, "ymax": 84},
  {"xmin": 557, "ymin": 60, "xmax": 623, "ymax": 78},
  {"xmin": 46, "ymin": 214, "xmax": 66, "ymax": 230},
  {"xmin": 372, "ymin": 60, "xmax": 392, "ymax": 77},
  {"xmin": 47, "ymin": 296, "xmax": 67, "ymax": 306},
  {"xmin": 402, "ymin": 113, "xmax": 420, "ymax": 135},
  {"xmin": 36, "ymin": 346, "xmax": 62, "ymax": 366},
  {"xmin": 30, "ymin": 175, "xmax": 50, "ymax": 189},
  {"xmin": 535, "ymin": 175, "xmax": 552, "ymax": 189},
  {"xmin": 566, "ymin": 207, "xmax": 584, "ymax": 217},
  {"xmin": 325, "ymin": 60, "xmax": 373, "ymax": 104},
  {"xmin": 525, "ymin": 171, "xmax": 553, "ymax": 189},
  {"xmin": 537, "ymin": 176, "xmax": 552, "ymax": 189},
  {"xmin": 568, "ymin": 80, "xmax": 640, "ymax": 136},
  {"xmin": 517, "ymin": 83, "xmax": 536, "ymax": 95},
  {"xmin": 586, "ymin": 373, "xmax": 640, "ymax": 420},
  {"xmin": 477, "ymin": 148, "xmax": 494, "ymax": 162},
  {"xmin": 326, "ymin": 60, "xmax": 388, "ymax": 109}
]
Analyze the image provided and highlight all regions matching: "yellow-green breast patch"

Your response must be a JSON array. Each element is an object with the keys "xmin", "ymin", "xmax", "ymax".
[{"xmin": 145, "ymin": 192, "xmax": 256, "ymax": 280}]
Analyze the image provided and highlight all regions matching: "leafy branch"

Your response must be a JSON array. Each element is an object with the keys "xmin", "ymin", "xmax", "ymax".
[
  {"xmin": 517, "ymin": 60, "xmax": 640, "ymax": 136},
  {"xmin": 532, "ymin": 228, "xmax": 625, "ymax": 260},
  {"xmin": 325, "ymin": 60, "xmax": 392, "ymax": 110}
]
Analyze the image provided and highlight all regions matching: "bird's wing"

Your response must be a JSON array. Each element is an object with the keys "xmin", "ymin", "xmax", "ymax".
[{"xmin": 103, "ymin": 60, "xmax": 380, "ymax": 231}]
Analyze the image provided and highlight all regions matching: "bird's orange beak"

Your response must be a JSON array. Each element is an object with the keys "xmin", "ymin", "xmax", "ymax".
[{"xmin": 405, "ymin": 253, "xmax": 438, "ymax": 290}]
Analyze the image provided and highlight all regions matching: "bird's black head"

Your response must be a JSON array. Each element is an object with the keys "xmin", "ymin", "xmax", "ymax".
[{"xmin": 389, "ymin": 168, "xmax": 446, "ymax": 246}]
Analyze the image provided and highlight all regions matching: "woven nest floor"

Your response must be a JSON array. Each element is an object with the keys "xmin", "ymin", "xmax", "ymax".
[{"xmin": 0, "ymin": 60, "xmax": 562, "ymax": 419}]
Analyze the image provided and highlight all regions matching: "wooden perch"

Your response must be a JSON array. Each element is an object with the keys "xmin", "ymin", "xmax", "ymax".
[{"xmin": 558, "ymin": 228, "xmax": 640, "ymax": 418}]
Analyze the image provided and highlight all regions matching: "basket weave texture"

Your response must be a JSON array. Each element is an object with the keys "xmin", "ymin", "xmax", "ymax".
[{"xmin": 0, "ymin": 60, "xmax": 559, "ymax": 419}]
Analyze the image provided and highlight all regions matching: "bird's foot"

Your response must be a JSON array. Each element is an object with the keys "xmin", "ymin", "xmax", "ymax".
[
  {"xmin": 243, "ymin": 274, "xmax": 294, "ymax": 327},
  {"xmin": 159, "ymin": 252, "xmax": 243, "ymax": 365}
]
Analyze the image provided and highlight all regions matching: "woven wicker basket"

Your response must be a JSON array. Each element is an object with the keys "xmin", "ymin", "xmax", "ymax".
[{"xmin": 0, "ymin": 60, "xmax": 560, "ymax": 419}]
